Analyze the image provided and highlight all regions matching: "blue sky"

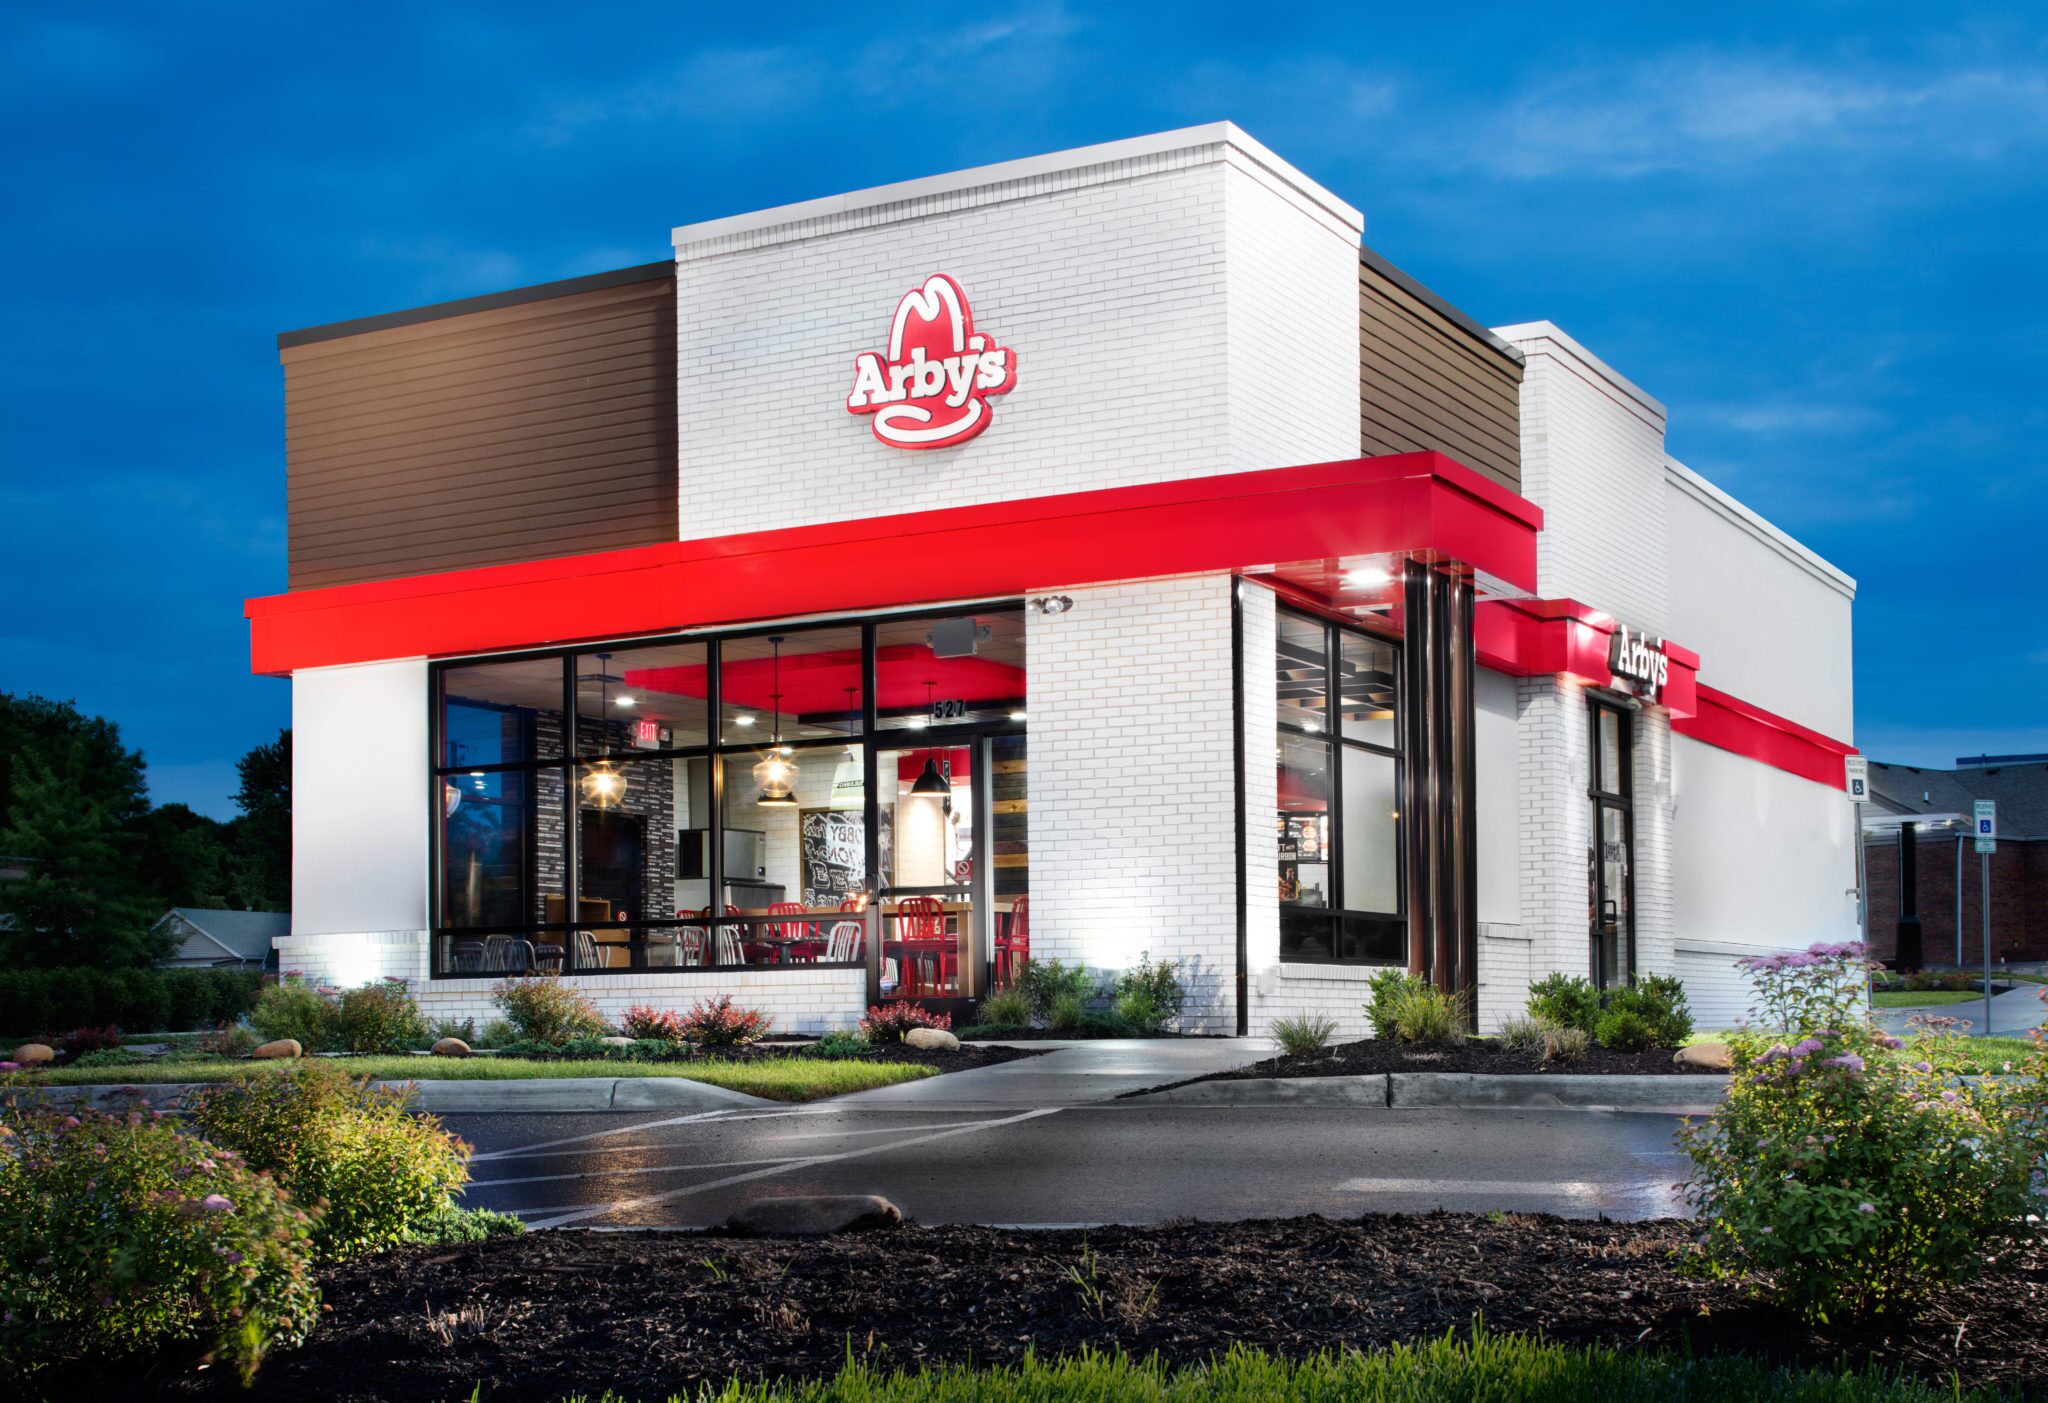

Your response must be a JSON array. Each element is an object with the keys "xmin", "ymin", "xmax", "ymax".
[{"xmin": 2, "ymin": 3, "xmax": 2043, "ymax": 818}]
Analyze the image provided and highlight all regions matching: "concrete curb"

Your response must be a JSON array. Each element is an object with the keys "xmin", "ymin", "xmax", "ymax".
[
  {"xmin": 5, "ymin": 1076, "xmax": 780, "ymax": 1114},
  {"xmin": 1130, "ymin": 1072, "xmax": 1729, "ymax": 1112}
]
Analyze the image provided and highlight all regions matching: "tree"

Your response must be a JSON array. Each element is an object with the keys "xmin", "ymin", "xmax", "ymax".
[
  {"xmin": 0, "ymin": 737, "xmax": 168, "ymax": 967},
  {"xmin": 230, "ymin": 729, "xmax": 291, "ymax": 912},
  {"xmin": 135, "ymin": 803, "xmax": 239, "ymax": 910}
]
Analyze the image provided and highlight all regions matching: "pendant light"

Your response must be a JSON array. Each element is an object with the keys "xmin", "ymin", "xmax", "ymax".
[
  {"xmin": 910, "ymin": 755, "xmax": 951, "ymax": 797},
  {"xmin": 753, "ymin": 635, "xmax": 799, "ymax": 807},
  {"xmin": 579, "ymin": 652, "xmax": 628, "ymax": 809}
]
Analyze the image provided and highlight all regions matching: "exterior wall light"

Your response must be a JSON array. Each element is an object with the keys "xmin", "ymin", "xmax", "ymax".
[{"xmin": 1029, "ymin": 595, "xmax": 1074, "ymax": 615}]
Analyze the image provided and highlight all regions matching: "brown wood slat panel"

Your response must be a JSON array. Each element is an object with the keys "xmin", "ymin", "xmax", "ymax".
[
  {"xmin": 1358, "ymin": 259, "xmax": 1521, "ymax": 494},
  {"xmin": 285, "ymin": 274, "xmax": 677, "ymax": 590}
]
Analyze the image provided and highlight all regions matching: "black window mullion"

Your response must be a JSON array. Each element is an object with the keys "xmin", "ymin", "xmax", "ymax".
[
  {"xmin": 706, "ymin": 636, "xmax": 724, "ymax": 967},
  {"xmin": 1325, "ymin": 621, "xmax": 1343, "ymax": 928},
  {"xmin": 562, "ymin": 657, "xmax": 581, "ymax": 971}
]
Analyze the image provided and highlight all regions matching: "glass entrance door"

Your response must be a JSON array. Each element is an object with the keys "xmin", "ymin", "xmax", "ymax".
[{"xmin": 876, "ymin": 741, "xmax": 978, "ymax": 1001}]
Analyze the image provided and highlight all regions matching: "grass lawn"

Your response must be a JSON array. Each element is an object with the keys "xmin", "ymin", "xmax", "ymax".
[
  {"xmin": 7, "ymin": 1054, "xmax": 935, "ymax": 1102},
  {"xmin": 553, "ymin": 1333, "xmax": 2009, "ymax": 1401},
  {"xmin": 1872, "ymin": 989, "xmax": 1987, "ymax": 1007}
]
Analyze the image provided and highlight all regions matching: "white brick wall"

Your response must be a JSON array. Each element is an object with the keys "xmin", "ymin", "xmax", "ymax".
[
  {"xmin": 1495, "ymin": 322, "xmax": 1671, "ymax": 636},
  {"xmin": 1028, "ymin": 573, "xmax": 1240, "ymax": 1030},
  {"xmin": 1515, "ymin": 673, "xmax": 1594, "ymax": 986},
  {"xmin": 673, "ymin": 127, "xmax": 1361, "ymax": 540}
]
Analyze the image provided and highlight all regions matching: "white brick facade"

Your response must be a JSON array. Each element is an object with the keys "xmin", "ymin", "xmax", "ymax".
[{"xmin": 673, "ymin": 125, "xmax": 1361, "ymax": 540}]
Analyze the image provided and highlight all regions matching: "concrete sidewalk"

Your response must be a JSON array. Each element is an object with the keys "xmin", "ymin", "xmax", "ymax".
[{"xmin": 836, "ymin": 1037, "xmax": 1276, "ymax": 1108}]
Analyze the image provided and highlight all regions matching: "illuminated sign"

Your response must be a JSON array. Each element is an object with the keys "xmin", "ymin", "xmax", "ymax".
[
  {"xmin": 1607, "ymin": 625, "xmax": 1670, "ymax": 700},
  {"xmin": 846, "ymin": 274, "xmax": 1016, "ymax": 450}
]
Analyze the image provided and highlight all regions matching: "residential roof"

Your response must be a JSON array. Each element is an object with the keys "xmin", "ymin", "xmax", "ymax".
[
  {"xmin": 1866, "ymin": 760, "xmax": 2048, "ymax": 839},
  {"xmin": 158, "ymin": 908, "xmax": 291, "ymax": 963}
]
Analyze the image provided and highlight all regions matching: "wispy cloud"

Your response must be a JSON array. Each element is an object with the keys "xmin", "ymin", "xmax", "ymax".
[{"xmin": 1693, "ymin": 400, "xmax": 1887, "ymax": 435}]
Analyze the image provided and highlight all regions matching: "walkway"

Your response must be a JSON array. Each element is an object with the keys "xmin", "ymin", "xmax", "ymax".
[
  {"xmin": 834, "ymin": 1037, "xmax": 1276, "ymax": 1109},
  {"xmin": 1872, "ymin": 980, "xmax": 2047, "ymax": 1038}
]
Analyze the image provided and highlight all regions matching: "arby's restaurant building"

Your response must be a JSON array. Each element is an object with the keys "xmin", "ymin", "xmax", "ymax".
[{"xmin": 249, "ymin": 125, "xmax": 1860, "ymax": 1034}]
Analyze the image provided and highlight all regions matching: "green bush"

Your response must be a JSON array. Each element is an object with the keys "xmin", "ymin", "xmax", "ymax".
[
  {"xmin": 1679, "ymin": 1024, "xmax": 2046, "ymax": 1322},
  {"xmin": 1047, "ymin": 990, "xmax": 1085, "ymax": 1031},
  {"xmin": 1014, "ymin": 958, "xmax": 1094, "ymax": 1025},
  {"xmin": 0, "ymin": 1103, "xmax": 319, "ymax": 1385},
  {"xmin": 477, "ymin": 1017, "xmax": 515, "ymax": 1049},
  {"xmin": 1497, "ymin": 1015, "xmax": 1588, "ymax": 1063},
  {"xmin": 1595, "ymin": 974, "xmax": 1693, "ymax": 1051},
  {"xmin": 185, "ymin": 1061, "xmax": 471, "ymax": 1262},
  {"xmin": 1386, "ymin": 983, "xmax": 1466, "ymax": 1045},
  {"xmin": 1271, "ymin": 1013, "xmax": 1337, "ymax": 1056},
  {"xmin": 978, "ymin": 984, "xmax": 1032, "ymax": 1028},
  {"xmin": 1525, "ymin": 972, "xmax": 1602, "ymax": 1033},
  {"xmin": 491, "ymin": 975, "xmax": 607, "ymax": 1046},
  {"xmin": 807, "ymin": 1031, "xmax": 874, "ymax": 1060},
  {"xmin": 73, "ymin": 1046, "xmax": 153, "ymax": 1068},
  {"xmin": 250, "ymin": 975, "xmax": 340, "ymax": 1051},
  {"xmin": 428, "ymin": 1016, "xmax": 478, "ymax": 1044},
  {"xmin": 1111, "ymin": 951, "xmax": 1185, "ymax": 1033},
  {"xmin": 1074, "ymin": 1009, "xmax": 1138, "ymax": 1038},
  {"xmin": 1364, "ymin": 968, "xmax": 1427, "ymax": 1040},
  {"xmin": 0, "ymin": 967, "xmax": 264, "ymax": 1036},
  {"xmin": 401, "ymin": 1203, "xmax": 526, "ymax": 1247},
  {"xmin": 332, "ymin": 979, "xmax": 428, "ymax": 1053}
]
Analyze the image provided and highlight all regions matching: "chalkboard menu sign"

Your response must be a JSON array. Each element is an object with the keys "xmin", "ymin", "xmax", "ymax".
[{"xmin": 800, "ymin": 809, "xmax": 867, "ymax": 907}]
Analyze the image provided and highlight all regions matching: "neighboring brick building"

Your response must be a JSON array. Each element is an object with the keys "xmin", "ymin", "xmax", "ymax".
[
  {"xmin": 1863, "ymin": 758, "xmax": 2048, "ymax": 967},
  {"xmin": 247, "ymin": 125, "xmax": 1859, "ymax": 1034}
]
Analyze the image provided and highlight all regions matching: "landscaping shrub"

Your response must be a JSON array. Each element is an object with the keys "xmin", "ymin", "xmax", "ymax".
[
  {"xmin": 1594, "ymin": 974, "xmax": 1693, "ymax": 1051},
  {"xmin": 1047, "ymin": 990, "xmax": 1085, "ymax": 1032},
  {"xmin": 333, "ymin": 978, "xmax": 429, "ymax": 1053},
  {"xmin": 680, "ymin": 994, "xmax": 770, "ymax": 1046},
  {"xmin": 1014, "ymin": 958, "xmax": 1095, "ymax": 1025},
  {"xmin": 1272, "ymin": 1013, "xmax": 1337, "ymax": 1056},
  {"xmin": 60, "ymin": 1024, "xmax": 124, "ymax": 1057},
  {"xmin": 1365, "ymin": 968, "xmax": 1428, "ymax": 1040},
  {"xmin": 0, "ymin": 967, "xmax": 264, "ymax": 1036},
  {"xmin": 1497, "ymin": 1016, "xmax": 1590, "ymax": 1063},
  {"xmin": 1387, "ymin": 983, "xmax": 1466, "ymax": 1045},
  {"xmin": 1679, "ymin": 1022, "xmax": 2046, "ymax": 1322},
  {"xmin": 185, "ymin": 1061, "xmax": 471, "ymax": 1261},
  {"xmin": 808, "ymin": 1031, "xmax": 874, "ymax": 1059},
  {"xmin": 401, "ymin": 1203, "xmax": 526, "ymax": 1247},
  {"xmin": 491, "ymin": 975, "xmax": 607, "ymax": 1047},
  {"xmin": 0, "ymin": 1103, "xmax": 319, "ymax": 1385},
  {"xmin": 251, "ymin": 975, "xmax": 341, "ymax": 1051},
  {"xmin": 427, "ymin": 1016, "xmax": 477, "ymax": 1044},
  {"xmin": 477, "ymin": 1017, "xmax": 515, "ymax": 1049},
  {"xmin": 1739, "ymin": 940, "xmax": 1873, "ymax": 1036},
  {"xmin": 1904, "ymin": 968, "xmax": 1975, "ymax": 993},
  {"xmin": 72, "ymin": 1046, "xmax": 153, "ymax": 1068},
  {"xmin": 1074, "ymin": 1009, "xmax": 1139, "ymax": 1038},
  {"xmin": 1525, "ymin": 972, "xmax": 1602, "ymax": 1033},
  {"xmin": 198, "ymin": 1021, "xmax": 260, "ymax": 1058},
  {"xmin": 978, "ymin": 984, "xmax": 1032, "ymax": 1029},
  {"xmin": 619, "ymin": 1003, "xmax": 687, "ymax": 1043},
  {"xmin": 1111, "ymin": 951, "xmax": 1186, "ymax": 1034},
  {"xmin": 859, "ymin": 1000, "xmax": 950, "ymax": 1044}
]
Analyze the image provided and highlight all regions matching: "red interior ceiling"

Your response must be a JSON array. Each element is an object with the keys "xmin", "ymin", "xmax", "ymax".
[{"xmin": 625, "ymin": 645, "xmax": 1023, "ymax": 714}]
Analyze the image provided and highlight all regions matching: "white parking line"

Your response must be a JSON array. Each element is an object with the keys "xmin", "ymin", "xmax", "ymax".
[
  {"xmin": 521, "ymin": 1106, "xmax": 1065, "ymax": 1230},
  {"xmin": 467, "ymin": 1156, "xmax": 806, "ymax": 1189},
  {"xmin": 468, "ymin": 1108, "xmax": 735, "ymax": 1162}
]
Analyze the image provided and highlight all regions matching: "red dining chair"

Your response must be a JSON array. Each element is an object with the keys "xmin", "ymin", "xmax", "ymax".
[
  {"xmin": 893, "ymin": 896, "xmax": 953, "ymax": 995},
  {"xmin": 767, "ymin": 900, "xmax": 820, "ymax": 963},
  {"xmin": 995, "ymin": 894, "xmax": 1030, "ymax": 987}
]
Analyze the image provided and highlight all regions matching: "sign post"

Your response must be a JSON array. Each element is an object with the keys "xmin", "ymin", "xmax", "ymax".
[
  {"xmin": 1844, "ymin": 758, "xmax": 1869, "ymax": 984},
  {"xmin": 1974, "ymin": 800, "xmax": 1996, "ymax": 1034}
]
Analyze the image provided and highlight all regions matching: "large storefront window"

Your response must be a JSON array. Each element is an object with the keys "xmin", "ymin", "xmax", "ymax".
[
  {"xmin": 428, "ymin": 608, "xmax": 1026, "ymax": 984},
  {"xmin": 1588, "ymin": 697, "xmax": 1635, "ymax": 989},
  {"xmin": 1275, "ymin": 607, "xmax": 1404, "ymax": 963}
]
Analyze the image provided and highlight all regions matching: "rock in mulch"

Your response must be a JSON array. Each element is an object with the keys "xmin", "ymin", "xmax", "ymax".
[
  {"xmin": 724, "ymin": 1194, "xmax": 902, "ymax": 1236},
  {"xmin": 903, "ymin": 1026, "xmax": 961, "ymax": 1051},
  {"xmin": 1674, "ymin": 1041, "xmax": 1732, "ymax": 1070},
  {"xmin": 251, "ymin": 1039, "xmax": 302, "ymax": 1060},
  {"xmin": 11, "ymin": 1043, "xmax": 54, "ymax": 1065},
  {"xmin": 429, "ymin": 1037, "xmax": 471, "ymax": 1057}
]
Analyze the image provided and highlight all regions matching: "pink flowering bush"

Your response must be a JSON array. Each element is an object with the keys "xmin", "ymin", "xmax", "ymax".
[
  {"xmin": 676, "ymin": 994, "xmax": 770, "ymax": 1047},
  {"xmin": 186, "ymin": 1060, "xmax": 470, "ymax": 1261},
  {"xmin": 1678, "ymin": 939, "xmax": 2047, "ymax": 1322},
  {"xmin": 858, "ymin": 1000, "xmax": 952, "ymax": 1043},
  {"xmin": 0, "ymin": 1102, "xmax": 320, "ymax": 1384}
]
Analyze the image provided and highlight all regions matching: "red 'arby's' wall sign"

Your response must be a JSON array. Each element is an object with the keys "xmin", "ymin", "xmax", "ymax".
[{"xmin": 846, "ymin": 274, "xmax": 1016, "ymax": 449}]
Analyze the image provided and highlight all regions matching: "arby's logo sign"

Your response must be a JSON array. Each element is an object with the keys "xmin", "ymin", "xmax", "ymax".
[{"xmin": 846, "ymin": 274, "xmax": 1016, "ymax": 449}]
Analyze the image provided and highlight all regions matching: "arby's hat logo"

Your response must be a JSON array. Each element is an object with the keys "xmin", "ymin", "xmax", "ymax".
[{"xmin": 845, "ymin": 274, "xmax": 1017, "ymax": 450}]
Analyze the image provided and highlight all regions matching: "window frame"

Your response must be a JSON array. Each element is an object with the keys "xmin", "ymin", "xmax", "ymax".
[
  {"xmin": 426, "ymin": 603, "xmax": 1027, "ymax": 979},
  {"xmin": 1274, "ymin": 605, "xmax": 1406, "ymax": 966}
]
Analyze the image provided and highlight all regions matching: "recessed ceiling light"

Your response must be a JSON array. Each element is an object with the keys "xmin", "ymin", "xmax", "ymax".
[
  {"xmin": 614, "ymin": 695, "xmax": 636, "ymax": 707},
  {"xmin": 1344, "ymin": 566, "xmax": 1392, "ymax": 588},
  {"xmin": 907, "ymin": 715, "xmax": 930, "ymax": 729},
  {"xmin": 1009, "ymin": 710, "xmax": 1027, "ymax": 721},
  {"xmin": 734, "ymin": 715, "xmax": 756, "ymax": 728}
]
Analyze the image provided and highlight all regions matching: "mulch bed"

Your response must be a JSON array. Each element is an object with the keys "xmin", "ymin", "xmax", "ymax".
[
  {"xmin": 961, "ymin": 1026, "xmax": 1223, "ymax": 1041},
  {"xmin": 1132, "ymin": 1037, "xmax": 1725, "ymax": 1096},
  {"xmin": 509, "ymin": 1042, "xmax": 1045, "ymax": 1076},
  {"xmin": 133, "ymin": 1214, "xmax": 2046, "ymax": 1400}
]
